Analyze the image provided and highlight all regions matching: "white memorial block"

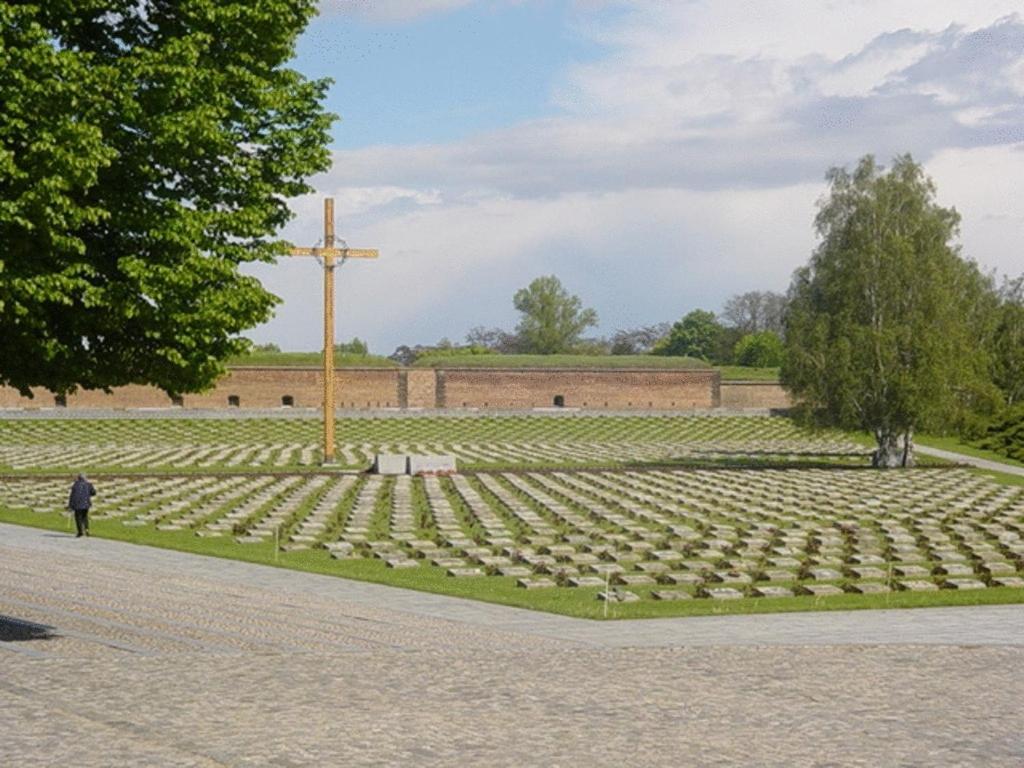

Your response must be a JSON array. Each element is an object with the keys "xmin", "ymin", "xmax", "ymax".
[
  {"xmin": 408, "ymin": 454, "xmax": 458, "ymax": 475},
  {"xmin": 373, "ymin": 454, "xmax": 409, "ymax": 475}
]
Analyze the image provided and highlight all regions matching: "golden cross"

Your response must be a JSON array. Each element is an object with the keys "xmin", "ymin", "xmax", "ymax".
[{"xmin": 287, "ymin": 198, "xmax": 378, "ymax": 465}]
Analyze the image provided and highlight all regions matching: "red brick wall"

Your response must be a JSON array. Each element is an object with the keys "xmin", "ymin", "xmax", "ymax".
[
  {"xmin": 333, "ymin": 369, "xmax": 402, "ymax": 409},
  {"xmin": 0, "ymin": 368, "xmax": 401, "ymax": 410},
  {"xmin": 184, "ymin": 368, "xmax": 328, "ymax": 409},
  {"xmin": 1, "ymin": 384, "xmax": 178, "ymax": 409},
  {"xmin": 0, "ymin": 386, "xmax": 66, "ymax": 409},
  {"xmin": 69, "ymin": 384, "xmax": 178, "ymax": 409},
  {"xmin": 1, "ymin": 367, "xmax": 734, "ymax": 411},
  {"xmin": 438, "ymin": 368, "xmax": 719, "ymax": 409},
  {"xmin": 405, "ymin": 369, "xmax": 437, "ymax": 408},
  {"xmin": 719, "ymin": 381, "xmax": 792, "ymax": 409}
]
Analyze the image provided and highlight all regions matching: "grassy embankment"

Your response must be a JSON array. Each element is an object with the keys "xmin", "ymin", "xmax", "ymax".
[
  {"xmin": 227, "ymin": 352, "xmax": 396, "ymax": 367},
  {"xmin": 411, "ymin": 353, "xmax": 708, "ymax": 369},
  {"xmin": 232, "ymin": 350, "xmax": 781, "ymax": 381}
]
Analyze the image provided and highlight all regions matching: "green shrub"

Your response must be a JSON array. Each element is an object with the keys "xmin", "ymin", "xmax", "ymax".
[
  {"xmin": 733, "ymin": 331, "xmax": 785, "ymax": 368},
  {"xmin": 973, "ymin": 404, "xmax": 1024, "ymax": 462}
]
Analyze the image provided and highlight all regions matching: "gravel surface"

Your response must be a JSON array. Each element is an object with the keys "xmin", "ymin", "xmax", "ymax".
[{"xmin": 2, "ymin": 524, "xmax": 1022, "ymax": 767}]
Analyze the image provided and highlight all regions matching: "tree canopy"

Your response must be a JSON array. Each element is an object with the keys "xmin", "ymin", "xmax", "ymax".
[
  {"xmin": 609, "ymin": 323, "xmax": 671, "ymax": 355},
  {"xmin": 0, "ymin": 0, "xmax": 333, "ymax": 396},
  {"xmin": 722, "ymin": 291, "xmax": 787, "ymax": 336},
  {"xmin": 782, "ymin": 154, "xmax": 996, "ymax": 467},
  {"xmin": 734, "ymin": 331, "xmax": 785, "ymax": 368},
  {"xmin": 513, "ymin": 275, "xmax": 598, "ymax": 354},
  {"xmin": 652, "ymin": 309, "xmax": 723, "ymax": 361}
]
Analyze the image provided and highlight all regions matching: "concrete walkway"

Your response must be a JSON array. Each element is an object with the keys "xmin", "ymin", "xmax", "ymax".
[
  {"xmin": 3, "ymin": 523, "xmax": 1024, "ymax": 767},
  {"xmin": 916, "ymin": 443, "xmax": 1024, "ymax": 478},
  {"xmin": 3, "ymin": 523, "xmax": 1022, "ymax": 650}
]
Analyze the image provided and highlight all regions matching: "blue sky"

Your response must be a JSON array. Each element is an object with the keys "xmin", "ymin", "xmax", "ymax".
[
  {"xmin": 246, "ymin": 1, "xmax": 1024, "ymax": 354},
  {"xmin": 298, "ymin": 1, "xmax": 609, "ymax": 148}
]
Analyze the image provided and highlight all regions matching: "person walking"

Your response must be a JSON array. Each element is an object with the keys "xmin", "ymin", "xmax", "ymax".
[{"xmin": 67, "ymin": 474, "xmax": 96, "ymax": 538}]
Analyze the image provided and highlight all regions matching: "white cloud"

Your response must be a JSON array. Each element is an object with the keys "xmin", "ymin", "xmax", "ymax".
[
  {"xmin": 309, "ymin": 13, "xmax": 1024, "ymax": 199},
  {"xmin": 318, "ymin": 0, "xmax": 477, "ymax": 23},
  {"xmin": 574, "ymin": 1, "xmax": 1024, "ymax": 62},
  {"xmin": 926, "ymin": 142, "xmax": 1024, "ymax": 280},
  {"xmin": 251, "ymin": 183, "xmax": 821, "ymax": 352},
  {"xmin": 249, "ymin": 3, "xmax": 1024, "ymax": 352}
]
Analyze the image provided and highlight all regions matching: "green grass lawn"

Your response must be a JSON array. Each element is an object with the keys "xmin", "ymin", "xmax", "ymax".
[
  {"xmin": 226, "ymin": 352, "xmax": 397, "ymax": 367},
  {"xmin": 3, "ymin": 505, "xmax": 1020, "ymax": 620},
  {"xmin": 971, "ymin": 468, "xmax": 1024, "ymax": 488},
  {"xmin": 412, "ymin": 354, "xmax": 709, "ymax": 369},
  {"xmin": 223, "ymin": 351, "xmax": 783, "ymax": 383},
  {"xmin": 717, "ymin": 366, "xmax": 781, "ymax": 381}
]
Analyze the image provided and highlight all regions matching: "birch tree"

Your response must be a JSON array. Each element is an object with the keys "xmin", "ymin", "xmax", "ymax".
[{"xmin": 782, "ymin": 155, "xmax": 996, "ymax": 467}]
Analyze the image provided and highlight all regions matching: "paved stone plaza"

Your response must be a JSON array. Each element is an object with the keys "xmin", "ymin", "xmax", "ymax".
[{"xmin": 2, "ymin": 523, "xmax": 1022, "ymax": 767}]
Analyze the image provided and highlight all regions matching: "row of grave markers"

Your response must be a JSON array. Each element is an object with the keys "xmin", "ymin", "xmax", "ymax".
[{"xmin": 4, "ymin": 467, "xmax": 1022, "ymax": 600}]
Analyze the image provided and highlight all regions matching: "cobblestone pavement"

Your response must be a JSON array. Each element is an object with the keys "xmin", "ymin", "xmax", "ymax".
[{"xmin": 2, "ymin": 524, "xmax": 1022, "ymax": 767}]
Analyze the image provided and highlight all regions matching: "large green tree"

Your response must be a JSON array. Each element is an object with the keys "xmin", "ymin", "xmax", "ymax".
[
  {"xmin": 782, "ymin": 155, "xmax": 996, "ymax": 467},
  {"xmin": 513, "ymin": 275, "xmax": 598, "ymax": 354},
  {"xmin": 992, "ymin": 275, "xmax": 1024, "ymax": 407},
  {"xmin": 0, "ymin": 0, "xmax": 333, "ymax": 396},
  {"xmin": 652, "ymin": 309, "xmax": 723, "ymax": 361}
]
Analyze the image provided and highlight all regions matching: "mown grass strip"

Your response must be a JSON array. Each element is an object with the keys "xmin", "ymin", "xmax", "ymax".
[
  {"xmin": 412, "ymin": 354, "xmax": 708, "ymax": 369},
  {"xmin": 717, "ymin": 366, "xmax": 781, "ymax": 381},
  {"xmin": 225, "ymin": 352, "xmax": 397, "ymax": 367}
]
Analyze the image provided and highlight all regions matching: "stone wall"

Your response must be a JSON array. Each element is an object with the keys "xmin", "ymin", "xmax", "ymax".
[
  {"xmin": 404, "ymin": 369, "xmax": 438, "ymax": 409},
  {"xmin": 437, "ymin": 368, "xmax": 719, "ymax": 409},
  {"xmin": 0, "ymin": 366, "xmax": 732, "ymax": 411},
  {"xmin": 184, "ymin": 368, "xmax": 327, "ymax": 409},
  {"xmin": 0, "ymin": 384, "xmax": 176, "ymax": 409},
  {"xmin": 719, "ymin": 381, "xmax": 792, "ymax": 410},
  {"xmin": 0, "ymin": 368, "xmax": 398, "ymax": 410}
]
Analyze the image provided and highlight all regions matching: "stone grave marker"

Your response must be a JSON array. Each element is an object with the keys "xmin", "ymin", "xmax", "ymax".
[
  {"xmin": 701, "ymin": 587, "xmax": 744, "ymax": 600},
  {"xmin": 898, "ymin": 580, "xmax": 939, "ymax": 592},
  {"xmin": 752, "ymin": 586, "xmax": 794, "ymax": 598},
  {"xmin": 409, "ymin": 454, "xmax": 458, "ymax": 475},
  {"xmin": 845, "ymin": 583, "xmax": 890, "ymax": 594},
  {"xmin": 941, "ymin": 578, "xmax": 987, "ymax": 590},
  {"xmin": 373, "ymin": 454, "xmax": 408, "ymax": 475},
  {"xmin": 651, "ymin": 590, "xmax": 692, "ymax": 601},
  {"xmin": 517, "ymin": 577, "xmax": 556, "ymax": 589}
]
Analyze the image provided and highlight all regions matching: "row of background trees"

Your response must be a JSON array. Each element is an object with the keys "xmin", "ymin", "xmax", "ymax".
[{"xmin": 386, "ymin": 280, "xmax": 789, "ymax": 369}]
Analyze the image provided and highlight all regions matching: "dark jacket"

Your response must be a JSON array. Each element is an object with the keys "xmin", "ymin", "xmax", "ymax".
[{"xmin": 68, "ymin": 479, "xmax": 96, "ymax": 511}]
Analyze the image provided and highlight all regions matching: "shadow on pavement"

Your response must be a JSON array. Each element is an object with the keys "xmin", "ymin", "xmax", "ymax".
[{"xmin": 0, "ymin": 615, "xmax": 58, "ymax": 643}]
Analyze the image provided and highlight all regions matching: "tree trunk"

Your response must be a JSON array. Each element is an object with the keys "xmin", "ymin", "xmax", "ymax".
[{"xmin": 872, "ymin": 429, "xmax": 915, "ymax": 468}]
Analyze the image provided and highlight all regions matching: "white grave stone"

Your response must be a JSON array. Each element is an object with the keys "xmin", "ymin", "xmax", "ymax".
[
  {"xmin": 373, "ymin": 454, "xmax": 408, "ymax": 475},
  {"xmin": 408, "ymin": 454, "xmax": 458, "ymax": 475}
]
